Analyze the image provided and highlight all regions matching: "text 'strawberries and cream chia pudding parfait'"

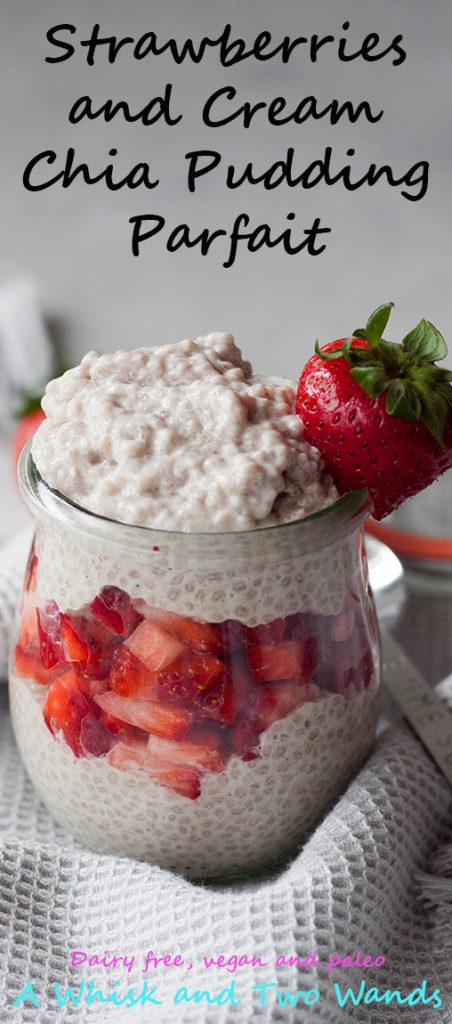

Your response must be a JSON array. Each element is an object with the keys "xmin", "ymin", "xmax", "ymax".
[{"xmin": 10, "ymin": 304, "xmax": 452, "ymax": 878}]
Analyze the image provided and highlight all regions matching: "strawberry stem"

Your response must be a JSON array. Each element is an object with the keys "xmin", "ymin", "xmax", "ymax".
[{"xmin": 314, "ymin": 304, "xmax": 452, "ymax": 446}]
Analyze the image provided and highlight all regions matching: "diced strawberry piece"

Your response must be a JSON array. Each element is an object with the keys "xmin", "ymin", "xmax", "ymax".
[
  {"xmin": 79, "ymin": 713, "xmax": 114, "ymax": 757},
  {"xmin": 169, "ymin": 616, "xmax": 223, "ymax": 656},
  {"xmin": 13, "ymin": 645, "xmax": 64, "ymax": 686},
  {"xmin": 144, "ymin": 759, "xmax": 201, "ymax": 800},
  {"xmin": 244, "ymin": 618, "xmax": 286, "ymax": 647},
  {"xmin": 109, "ymin": 717, "xmax": 202, "ymax": 797},
  {"xmin": 284, "ymin": 611, "xmax": 308, "ymax": 640},
  {"xmin": 94, "ymin": 691, "xmax": 191, "ymax": 740},
  {"xmin": 141, "ymin": 607, "xmax": 223, "ymax": 657},
  {"xmin": 231, "ymin": 719, "xmax": 261, "ymax": 761},
  {"xmin": 316, "ymin": 634, "xmax": 374, "ymax": 696},
  {"xmin": 17, "ymin": 597, "xmax": 40, "ymax": 651},
  {"xmin": 157, "ymin": 651, "xmax": 224, "ymax": 704},
  {"xmin": 316, "ymin": 641, "xmax": 357, "ymax": 696},
  {"xmin": 221, "ymin": 619, "xmax": 247, "ymax": 654},
  {"xmin": 299, "ymin": 681, "xmax": 323, "ymax": 704},
  {"xmin": 43, "ymin": 675, "xmax": 97, "ymax": 757},
  {"xmin": 354, "ymin": 649, "xmax": 374, "ymax": 692},
  {"xmin": 61, "ymin": 615, "xmax": 90, "ymax": 665},
  {"xmin": 223, "ymin": 618, "xmax": 286, "ymax": 656},
  {"xmin": 78, "ymin": 676, "xmax": 110, "ymax": 699},
  {"xmin": 247, "ymin": 640, "xmax": 303, "ymax": 683},
  {"xmin": 91, "ymin": 586, "xmax": 142, "ymax": 637},
  {"xmin": 251, "ymin": 680, "xmax": 322, "ymax": 732},
  {"xmin": 250, "ymin": 680, "xmax": 303, "ymax": 731},
  {"xmin": 302, "ymin": 636, "xmax": 319, "ymax": 677},
  {"xmin": 37, "ymin": 601, "xmax": 63, "ymax": 669},
  {"xmin": 146, "ymin": 732, "xmax": 224, "ymax": 774},
  {"xmin": 125, "ymin": 619, "xmax": 186, "ymax": 673},
  {"xmin": 109, "ymin": 647, "xmax": 160, "ymax": 699},
  {"xmin": 188, "ymin": 722, "xmax": 226, "ymax": 749},
  {"xmin": 108, "ymin": 737, "xmax": 148, "ymax": 772},
  {"xmin": 195, "ymin": 673, "xmax": 237, "ymax": 725},
  {"xmin": 60, "ymin": 614, "xmax": 116, "ymax": 677}
]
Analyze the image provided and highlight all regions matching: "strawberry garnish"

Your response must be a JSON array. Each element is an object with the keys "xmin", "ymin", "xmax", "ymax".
[{"xmin": 296, "ymin": 303, "xmax": 452, "ymax": 519}]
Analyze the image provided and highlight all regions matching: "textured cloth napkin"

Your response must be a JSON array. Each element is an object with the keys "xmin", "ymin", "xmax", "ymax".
[{"xmin": 0, "ymin": 531, "xmax": 452, "ymax": 1024}]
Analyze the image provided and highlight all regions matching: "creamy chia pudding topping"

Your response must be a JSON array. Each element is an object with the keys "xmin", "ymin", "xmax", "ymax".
[{"xmin": 32, "ymin": 332, "xmax": 338, "ymax": 531}]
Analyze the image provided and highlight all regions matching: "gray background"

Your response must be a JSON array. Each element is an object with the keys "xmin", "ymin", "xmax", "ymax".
[{"xmin": 2, "ymin": 0, "xmax": 452, "ymax": 376}]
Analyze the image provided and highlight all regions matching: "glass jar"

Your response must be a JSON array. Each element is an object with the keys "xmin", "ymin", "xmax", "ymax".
[{"xmin": 9, "ymin": 446, "xmax": 380, "ymax": 879}]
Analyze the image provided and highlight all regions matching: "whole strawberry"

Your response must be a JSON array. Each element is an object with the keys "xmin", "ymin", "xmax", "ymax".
[{"xmin": 296, "ymin": 303, "xmax": 452, "ymax": 520}]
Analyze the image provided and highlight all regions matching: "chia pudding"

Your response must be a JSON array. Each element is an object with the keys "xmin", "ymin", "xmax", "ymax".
[{"xmin": 10, "ymin": 332, "xmax": 380, "ymax": 877}]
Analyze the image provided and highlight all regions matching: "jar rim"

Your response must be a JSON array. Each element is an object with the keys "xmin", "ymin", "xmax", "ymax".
[{"xmin": 19, "ymin": 444, "xmax": 370, "ymax": 562}]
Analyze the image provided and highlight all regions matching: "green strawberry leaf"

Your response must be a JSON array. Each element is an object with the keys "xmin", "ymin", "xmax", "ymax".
[
  {"xmin": 385, "ymin": 380, "xmax": 421, "ymax": 419},
  {"xmin": 350, "ymin": 366, "xmax": 389, "ymax": 397},
  {"xmin": 413, "ymin": 383, "xmax": 449, "ymax": 446},
  {"xmin": 436, "ymin": 382, "xmax": 452, "ymax": 410},
  {"xmin": 314, "ymin": 339, "xmax": 345, "ymax": 360},
  {"xmin": 402, "ymin": 319, "xmax": 447, "ymax": 362},
  {"xmin": 346, "ymin": 349, "xmax": 382, "ymax": 367},
  {"xmin": 379, "ymin": 340, "xmax": 406, "ymax": 372},
  {"xmin": 341, "ymin": 336, "xmax": 358, "ymax": 364},
  {"xmin": 354, "ymin": 302, "xmax": 394, "ymax": 350}
]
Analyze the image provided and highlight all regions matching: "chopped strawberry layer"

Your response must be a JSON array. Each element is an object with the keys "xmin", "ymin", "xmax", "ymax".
[{"xmin": 13, "ymin": 557, "xmax": 377, "ymax": 799}]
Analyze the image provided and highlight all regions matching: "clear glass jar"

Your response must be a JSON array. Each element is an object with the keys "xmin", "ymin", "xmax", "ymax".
[{"xmin": 9, "ymin": 446, "xmax": 380, "ymax": 879}]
